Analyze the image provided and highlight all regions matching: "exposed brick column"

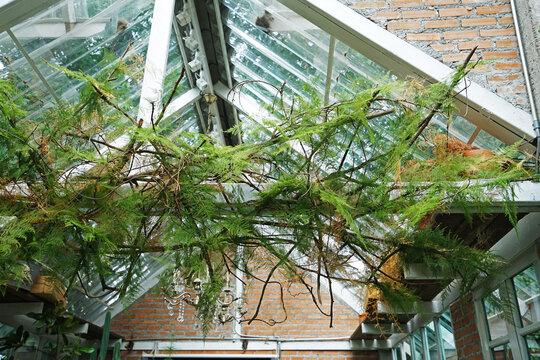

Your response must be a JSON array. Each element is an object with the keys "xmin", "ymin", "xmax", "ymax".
[
  {"xmin": 346, "ymin": 0, "xmax": 528, "ymax": 111},
  {"xmin": 450, "ymin": 294, "xmax": 483, "ymax": 360}
]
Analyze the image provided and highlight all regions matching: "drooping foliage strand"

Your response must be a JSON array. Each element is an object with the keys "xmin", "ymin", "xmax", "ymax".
[{"xmin": 0, "ymin": 53, "xmax": 531, "ymax": 331}]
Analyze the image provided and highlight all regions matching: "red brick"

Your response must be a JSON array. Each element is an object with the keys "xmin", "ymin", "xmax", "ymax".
[
  {"xmin": 499, "ymin": 16, "xmax": 514, "ymax": 25},
  {"xmin": 391, "ymin": 0, "xmax": 422, "ymax": 7},
  {"xmin": 372, "ymin": 11, "xmax": 400, "ymax": 19},
  {"xmin": 425, "ymin": 19, "xmax": 459, "ymax": 28},
  {"xmin": 430, "ymin": 43, "xmax": 454, "ymax": 51},
  {"xmin": 462, "ymin": 17, "xmax": 497, "ymax": 27},
  {"xmin": 387, "ymin": 20, "xmax": 421, "ymax": 30},
  {"xmin": 496, "ymin": 39, "xmax": 517, "ymax": 47},
  {"xmin": 442, "ymin": 53, "xmax": 479, "ymax": 62},
  {"xmin": 493, "ymin": 62, "xmax": 521, "ymax": 70},
  {"xmin": 439, "ymin": 7, "xmax": 474, "ymax": 17},
  {"xmin": 476, "ymin": 5, "xmax": 511, "ymax": 15},
  {"xmin": 457, "ymin": 40, "xmax": 493, "ymax": 50},
  {"xmin": 354, "ymin": 1, "xmax": 386, "ymax": 8},
  {"xmin": 402, "ymin": 9, "xmax": 436, "ymax": 19},
  {"xmin": 480, "ymin": 28, "xmax": 515, "ymax": 37},
  {"xmin": 482, "ymin": 50, "xmax": 518, "ymax": 59},
  {"xmin": 407, "ymin": 32, "xmax": 441, "ymax": 41},
  {"xmin": 444, "ymin": 29, "xmax": 477, "ymax": 40},
  {"xmin": 425, "ymin": 0, "xmax": 458, "ymax": 4}
]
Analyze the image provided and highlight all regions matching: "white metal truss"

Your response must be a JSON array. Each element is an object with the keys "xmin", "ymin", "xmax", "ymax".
[{"xmin": 275, "ymin": 0, "xmax": 536, "ymax": 152}]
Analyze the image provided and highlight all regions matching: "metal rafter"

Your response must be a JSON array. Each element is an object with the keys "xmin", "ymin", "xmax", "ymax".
[
  {"xmin": 7, "ymin": 29, "xmax": 60, "ymax": 103},
  {"xmin": 171, "ymin": 9, "xmax": 206, "ymax": 132},
  {"xmin": 137, "ymin": 0, "xmax": 175, "ymax": 127},
  {"xmin": 212, "ymin": 0, "xmax": 241, "ymax": 144},
  {"xmin": 187, "ymin": 0, "xmax": 225, "ymax": 144},
  {"xmin": 275, "ymin": 0, "xmax": 536, "ymax": 152}
]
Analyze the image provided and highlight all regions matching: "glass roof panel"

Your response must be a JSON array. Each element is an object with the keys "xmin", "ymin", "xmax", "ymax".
[{"xmin": 223, "ymin": 0, "xmax": 329, "ymax": 99}]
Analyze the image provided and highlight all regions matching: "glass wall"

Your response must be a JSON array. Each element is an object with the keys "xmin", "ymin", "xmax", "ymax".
[
  {"xmin": 477, "ymin": 249, "xmax": 540, "ymax": 360},
  {"xmin": 393, "ymin": 311, "xmax": 457, "ymax": 360}
]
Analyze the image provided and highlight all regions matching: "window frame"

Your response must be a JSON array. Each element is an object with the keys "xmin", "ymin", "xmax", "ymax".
[{"xmin": 474, "ymin": 243, "xmax": 540, "ymax": 360}]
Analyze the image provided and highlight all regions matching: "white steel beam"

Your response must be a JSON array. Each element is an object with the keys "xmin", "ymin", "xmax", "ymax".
[
  {"xmin": 137, "ymin": 0, "xmax": 175, "ymax": 127},
  {"xmin": 130, "ymin": 339, "xmax": 390, "ymax": 352},
  {"xmin": 447, "ymin": 181, "xmax": 540, "ymax": 213},
  {"xmin": 93, "ymin": 262, "xmax": 168, "ymax": 327},
  {"xmin": 162, "ymin": 87, "xmax": 201, "ymax": 120},
  {"xmin": 0, "ymin": 0, "xmax": 60, "ymax": 33},
  {"xmin": 276, "ymin": 0, "xmax": 536, "ymax": 152},
  {"xmin": 171, "ymin": 13, "xmax": 206, "ymax": 129}
]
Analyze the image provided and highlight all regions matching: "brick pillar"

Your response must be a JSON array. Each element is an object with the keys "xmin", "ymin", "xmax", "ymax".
[{"xmin": 450, "ymin": 294, "xmax": 483, "ymax": 360}]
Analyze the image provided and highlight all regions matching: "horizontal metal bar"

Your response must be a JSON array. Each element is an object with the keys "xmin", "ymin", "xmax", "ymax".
[{"xmin": 162, "ymin": 88, "xmax": 202, "ymax": 120}]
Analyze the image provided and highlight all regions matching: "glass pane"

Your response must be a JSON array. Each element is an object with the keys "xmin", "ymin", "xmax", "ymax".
[
  {"xmin": 525, "ymin": 330, "xmax": 540, "ymax": 359},
  {"xmin": 412, "ymin": 331, "xmax": 424, "ymax": 360},
  {"xmin": 484, "ymin": 289, "xmax": 509, "ymax": 340},
  {"xmin": 491, "ymin": 343, "xmax": 513, "ymax": 360},
  {"xmin": 426, "ymin": 322, "xmax": 440, "ymax": 360},
  {"xmin": 439, "ymin": 311, "xmax": 458, "ymax": 360},
  {"xmin": 425, "ymin": 321, "xmax": 439, "ymax": 360},
  {"xmin": 513, "ymin": 266, "xmax": 540, "ymax": 327},
  {"xmin": 394, "ymin": 345, "xmax": 403, "ymax": 360},
  {"xmin": 404, "ymin": 338, "xmax": 412, "ymax": 360}
]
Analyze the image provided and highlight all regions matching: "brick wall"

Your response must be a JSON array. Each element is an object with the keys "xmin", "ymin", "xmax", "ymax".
[
  {"xmin": 110, "ymin": 269, "xmax": 377, "ymax": 359},
  {"xmin": 346, "ymin": 0, "xmax": 528, "ymax": 111},
  {"xmin": 450, "ymin": 293, "xmax": 482, "ymax": 360}
]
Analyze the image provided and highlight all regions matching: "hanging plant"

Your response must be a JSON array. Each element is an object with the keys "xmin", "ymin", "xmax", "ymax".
[{"xmin": 0, "ymin": 49, "xmax": 532, "ymax": 331}]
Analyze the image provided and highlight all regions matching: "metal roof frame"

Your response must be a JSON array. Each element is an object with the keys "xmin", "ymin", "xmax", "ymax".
[{"xmin": 276, "ymin": 0, "xmax": 536, "ymax": 152}]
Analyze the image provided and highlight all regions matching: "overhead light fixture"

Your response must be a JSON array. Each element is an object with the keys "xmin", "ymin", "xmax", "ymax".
[
  {"xmin": 188, "ymin": 52, "xmax": 202, "ymax": 72},
  {"xmin": 184, "ymin": 29, "xmax": 198, "ymax": 52},
  {"xmin": 196, "ymin": 71, "xmax": 208, "ymax": 92},
  {"xmin": 176, "ymin": 9, "xmax": 191, "ymax": 26}
]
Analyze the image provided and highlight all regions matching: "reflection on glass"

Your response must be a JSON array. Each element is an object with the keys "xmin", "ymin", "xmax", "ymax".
[
  {"xmin": 439, "ymin": 311, "xmax": 458, "ymax": 360},
  {"xmin": 491, "ymin": 343, "xmax": 513, "ymax": 360},
  {"xmin": 474, "ymin": 129, "xmax": 506, "ymax": 151},
  {"xmin": 412, "ymin": 331, "xmax": 424, "ymax": 360},
  {"xmin": 513, "ymin": 266, "xmax": 540, "ymax": 327},
  {"xmin": 426, "ymin": 322, "xmax": 440, "ymax": 360},
  {"xmin": 525, "ymin": 330, "xmax": 540, "ymax": 359},
  {"xmin": 484, "ymin": 289, "xmax": 509, "ymax": 340}
]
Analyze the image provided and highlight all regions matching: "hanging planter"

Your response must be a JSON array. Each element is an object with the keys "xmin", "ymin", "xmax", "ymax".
[{"xmin": 30, "ymin": 276, "xmax": 66, "ymax": 306}]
